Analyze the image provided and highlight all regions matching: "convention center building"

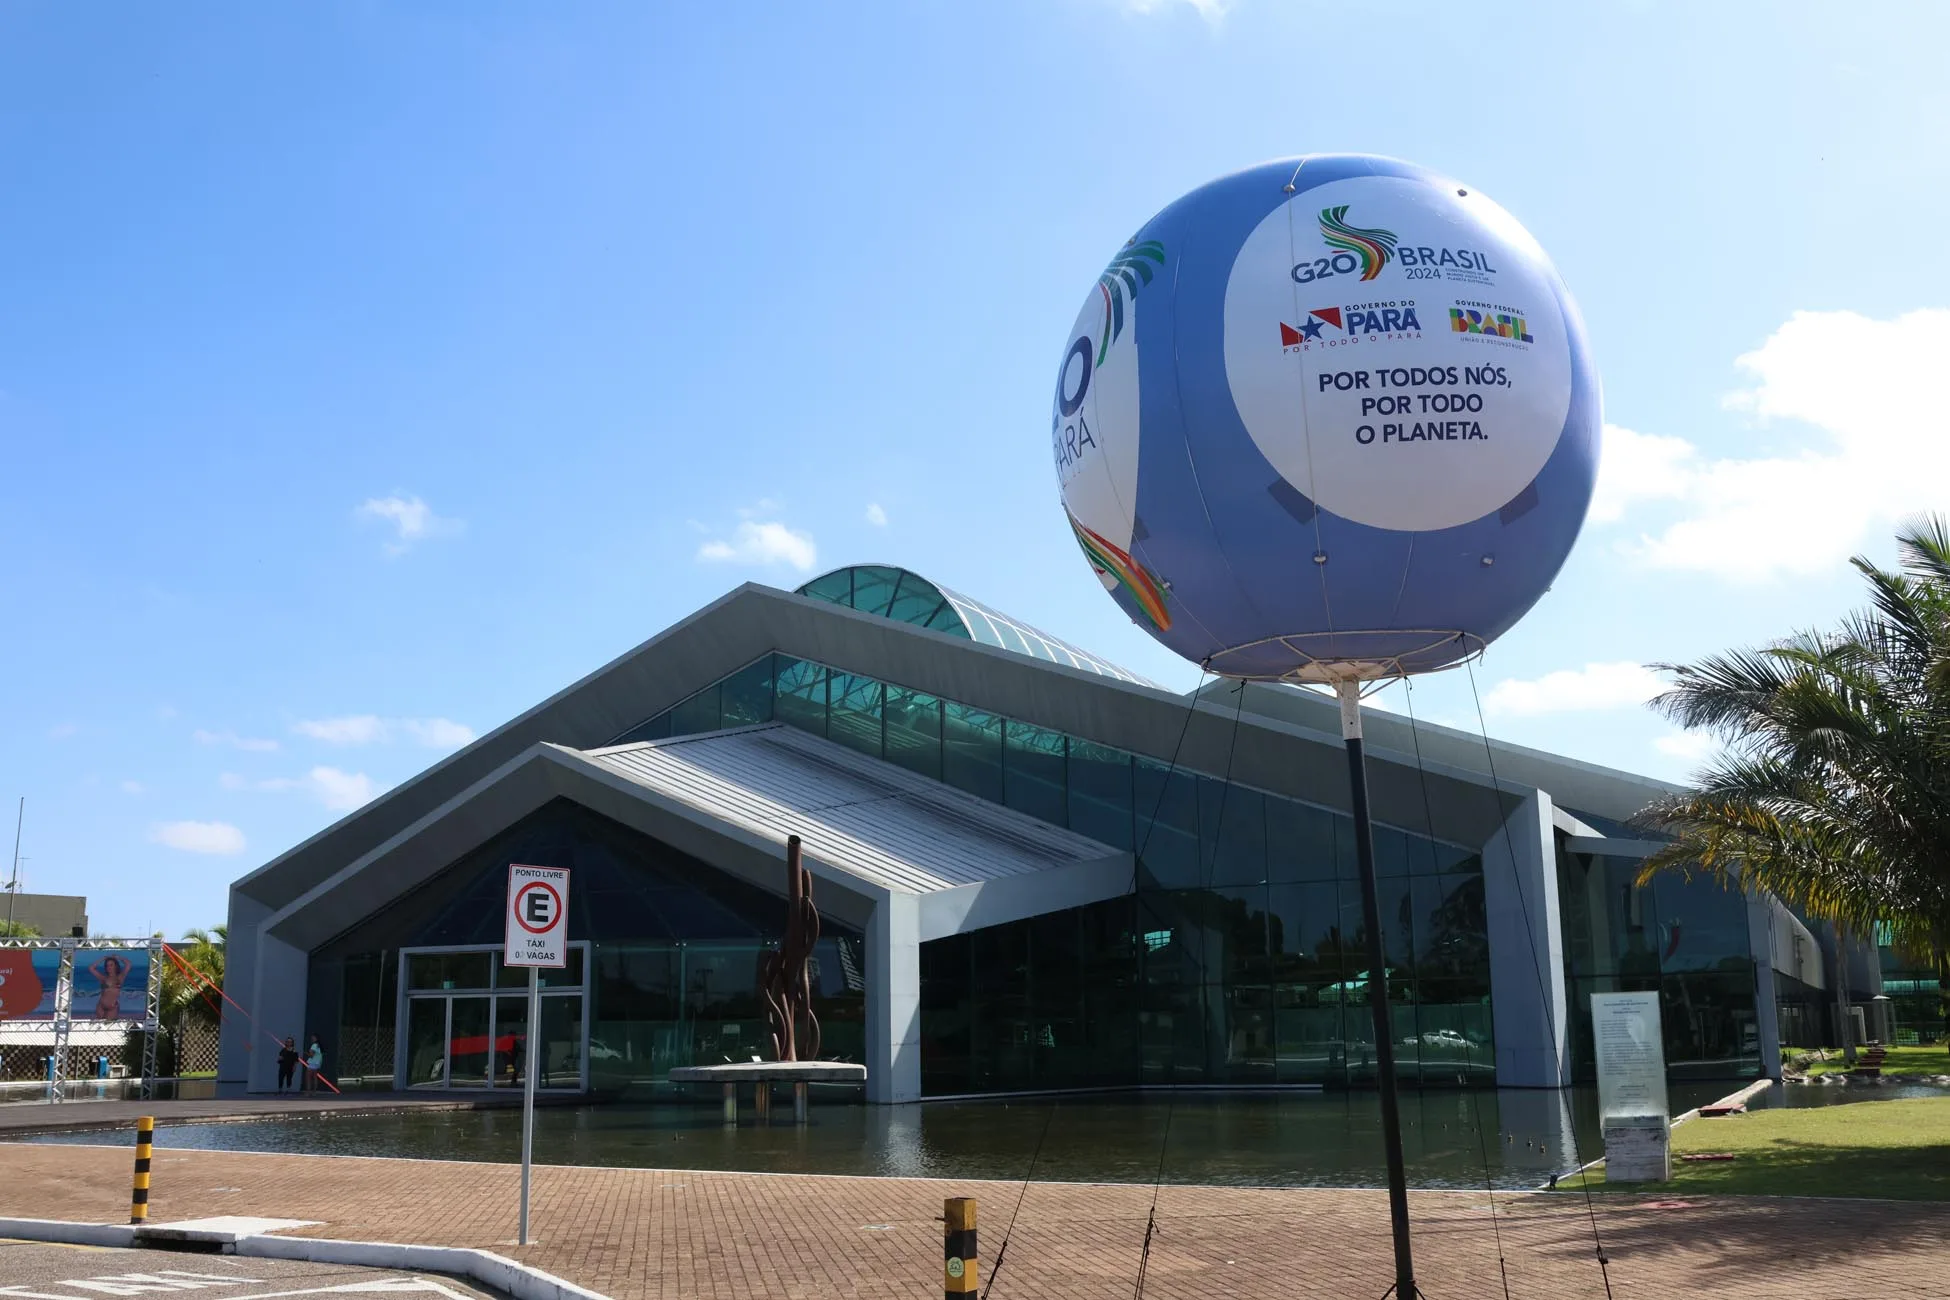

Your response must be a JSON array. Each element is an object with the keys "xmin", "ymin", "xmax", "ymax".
[{"xmin": 218, "ymin": 566, "xmax": 1839, "ymax": 1102}]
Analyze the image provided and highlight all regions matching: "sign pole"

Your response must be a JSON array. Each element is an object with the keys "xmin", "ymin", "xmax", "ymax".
[
  {"xmin": 520, "ymin": 963, "xmax": 539, "ymax": 1245},
  {"xmin": 504, "ymin": 861, "xmax": 568, "ymax": 1250}
]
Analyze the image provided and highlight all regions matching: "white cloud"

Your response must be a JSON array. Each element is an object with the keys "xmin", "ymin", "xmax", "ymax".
[
  {"xmin": 151, "ymin": 820, "xmax": 246, "ymax": 855},
  {"xmin": 292, "ymin": 715, "xmax": 473, "ymax": 748},
  {"xmin": 194, "ymin": 727, "xmax": 280, "ymax": 753},
  {"xmin": 1121, "ymin": 0, "xmax": 1231, "ymax": 19},
  {"xmin": 305, "ymin": 766, "xmax": 378, "ymax": 811},
  {"xmin": 293, "ymin": 715, "xmax": 387, "ymax": 745},
  {"xmin": 356, "ymin": 494, "xmax": 463, "ymax": 555},
  {"xmin": 864, "ymin": 503, "xmax": 888, "ymax": 527},
  {"xmin": 695, "ymin": 519, "xmax": 818, "ymax": 572},
  {"xmin": 1588, "ymin": 425, "xmax": 1696, "ymax": 525},
  {"xmin": 1654, "ymin": 731, "xmax": 1717, "ymax": 763},
  {"xmin": 120, "ymin": 780, "xmax": 146, "ymax": 796},
  {"xmin": 47, "ymin": 723, "xmax": 78, "ymax": 740},
  {"xmin": 1600, "ymin": 309, "xmax": 1950, "ymax": 581},
  {"xmin": 401, "ymin": 717, "xmax": 476, "ymax": 748},
  {"xmin": 229, "ymin": 766, "xmax": 382, "ymax": 812},
  {"xmin": 1483, "ymin": 661, "xmax": 1666, "ymax": 718}
]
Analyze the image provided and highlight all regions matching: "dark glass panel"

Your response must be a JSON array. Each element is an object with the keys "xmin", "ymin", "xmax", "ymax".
[
  {"xmin": 1648, "ymin": 871, "xmax": 1754, "ymax": 974},
  {"xmin": 968, "ymin": 921, "xmax": 1032, "ymax": 1091},
  {"xmin": 1067, "ymin": 740, "xmax": 1134, "ymax": 851},
  {"xmin": 1137, "ymin": 891, "xmax": 1210, "ymax": 986},
  {"xmin": 797, "ymin": 569, "xmax": 854, "ymax": 604},
  {"xmin": 920, "ymin": 932, "xmax": 973, "ymax": 1095},
  {"xmin": 811, "ymin": 936, "xmax": 867, "ymax": 1065},
  {"xmin": 1029, "ymin": 909, "xmax": 1088, "ymax": 1086},
  {"xmin": 1371, "ymin": 825, "xmax": 1411, "ymax": 878},
  {"xmin": 669, "ymin": 684, "xmax": 721, "ymax": 737},
  {"xmin": 942, "ymin": 702, "xmax": 1004, "ymax": 804},
  {"xmin": 1077, "ymin": 897, "xmax": 1140, "ymax": 1085},
  {"xmin": 1138, "ymin": 981, "xmax": 1206, "ymax": 1084},
  {"xmin": 926, "ymin": 604, "xmax": 969, "ymax": 634},
  {"xmin": 1200, "ymin": 779, "xmax": 1267, "ymax": 886},
  {"xmin": 850, "ymin": 565, "xmax": 902, "ymax": 617},
  {"xmin": 1404, "ymin": 830, "xmax": 1442, "ymax": 877},
  {"xmin": 773, "ymin": 657, "xmax": 830, "ymax": 738},
  {"xmin": 720, "ymin": 656, "xmax": 775, "ymax": 727},
  {"xmin": 1662, "ymin": 968, "xmax": 1761, "ymax": 1078},
  {"xmin": 885, "ymin": 572, "xmax": 949, "ymax": 627},
  {"xmin": 1266, "ymin": 797, "xmax": 1341, "ymax": 883},
  {"xmin": 1339, "ymin": 875, "xmax": 1416, "ymax": 977},
  {"xmin": 1133, "ymin": 758, "xmax": 1199, "ymax": 888},
  {"xmin": 1413, "ymin": 874, "xmax": 1489, "ymax": 986},
  {"xmin": 1275, "ymin": 984, "xmax": 1346, "ymax": 1085},
  {"xmin": 1220, "ymin": 983, "xmax": 1276, "ymax": 1082},
  {"xmin": 1003, "ymin": 721, "xmax": 1068, "ymax": 827},
  {"xmin": 684, "ymin": 945, "xmax": 766, "ymax": 1064},
  {"xmin": 1268, "ymin": 881, "xmax": 1348, "ymax": 987},
  {"xmin": 1211, "ymin": 885, "xmax": 1272, "ymax": 986},
  {"xmin": 827, "ymin": 672, "xmax": 885, "ymax": 759},
  {"xmin": 883, "ymin": 686, "xmax": 943, "ymax": 780},
  {"xmin": 408, "ymin": 951, "xmax": 492, "ymax": 991}
]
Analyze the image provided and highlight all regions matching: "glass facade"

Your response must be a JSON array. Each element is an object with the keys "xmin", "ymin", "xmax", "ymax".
[
  {"xmin": 307, "ymin": 799, "xmax": 866, "ymax": 1094},
  {"xmin": 794, "ymin": 564, "xmax": 1161, "ymax": 686},
  {"xmin": 1556, "ymin": 847, "xmax": 1762, "ymax": 1080},
  {"xmin": 611, "ymin": 652, "xmax": 1492, "ymax": 1093}
]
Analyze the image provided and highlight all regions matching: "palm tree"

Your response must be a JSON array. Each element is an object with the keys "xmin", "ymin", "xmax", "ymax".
[
  {"xmin": 1638, "ymin": 516, "xmax": 1950, "ymax": 1036},
  {"xmin": 161, "ymin": 925, "xmax": 227, "ymax": 1030}
]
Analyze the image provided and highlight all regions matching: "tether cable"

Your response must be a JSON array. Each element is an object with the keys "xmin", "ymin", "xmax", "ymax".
[
  {"xmin": 1463, "ymin": 659, "xmax": 1615, "ymax": 1299},
  {"xmin": 1402, "ymin": 678, "xmax": 1512, "ymax": 1300},
  {"xmin": 987, "ymin": 669, "xmax": 1211, "ymax": 1300},
  {"xmin": 1133, "ymin": 675, "xmax": 1249, "ymax": 1300}
]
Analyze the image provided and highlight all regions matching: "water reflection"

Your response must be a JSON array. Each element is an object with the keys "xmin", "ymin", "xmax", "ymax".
[{"xmin": 29, "ymin": 1084, "xmax": 1735, "ymax": 1190}]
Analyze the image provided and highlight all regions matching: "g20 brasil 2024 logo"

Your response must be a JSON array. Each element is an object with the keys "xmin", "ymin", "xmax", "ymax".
[{"xmin": 1292, "ymin": 207, "xmax": 1398, "ymax": 286}]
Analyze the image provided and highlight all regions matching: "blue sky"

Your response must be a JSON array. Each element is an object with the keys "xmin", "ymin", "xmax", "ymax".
[{"xmin": 3, "ymin": 1, "xmax": 1947, "ymax": 938}]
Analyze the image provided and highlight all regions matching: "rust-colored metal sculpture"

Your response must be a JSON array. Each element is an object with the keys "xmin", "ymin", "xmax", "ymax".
[{"xmin": 759, "ymin": 834, "xmax": 821, "ymax": 1062}]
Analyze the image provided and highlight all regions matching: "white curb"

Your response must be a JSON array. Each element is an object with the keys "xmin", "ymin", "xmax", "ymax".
[{"xmin": 0, "ymin": 1216, "xmax": 610, "ymax": 1300}]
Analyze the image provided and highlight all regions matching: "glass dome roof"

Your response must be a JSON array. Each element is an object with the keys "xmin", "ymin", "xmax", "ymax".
[{"xmin": 795, "ymin": 565, "xmax": 1160, "ymax": 688}]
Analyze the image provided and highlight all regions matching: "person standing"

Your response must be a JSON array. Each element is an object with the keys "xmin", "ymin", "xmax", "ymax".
[
  {"xmin": 304, "ymin": 1034, "xmax": 324, "ymax": 1094},
  {"xmin": 276, "ymin": 1037, "xmax": 300, "ymax": 1093}
]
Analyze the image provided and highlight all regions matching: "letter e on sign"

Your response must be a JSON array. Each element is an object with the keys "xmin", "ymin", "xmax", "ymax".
[{"xmin": 505, "ymin": 864, "xmax": 571, "ymax": 969}]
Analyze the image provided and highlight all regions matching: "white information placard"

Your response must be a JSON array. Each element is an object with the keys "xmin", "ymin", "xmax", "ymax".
[
  {"xmin": 504, "ymin": 864, "xmax": 570, "ymax": 969},
  {"xmin": 1592, "ymin": 990, "xmax": 1672, "ymax": 1183},
  {"xmin": 1591, "ymin": 990, "xmax": 1669, "ymax": 1122}
]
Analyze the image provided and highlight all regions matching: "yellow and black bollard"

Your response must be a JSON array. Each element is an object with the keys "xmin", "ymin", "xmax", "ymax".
[
  {"xmin": 943, "ymin": 1197, "xmax": 977, "ymax": 1300},
  {"xmin": 129, "ymin": 1115, "xmax": 154, "ymax": 1225}
]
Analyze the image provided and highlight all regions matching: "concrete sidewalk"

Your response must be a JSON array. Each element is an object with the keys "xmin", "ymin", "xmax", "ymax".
[{"xmin": 0, "ymin": 1139, "xmax": 1942, "ymax": 1299}]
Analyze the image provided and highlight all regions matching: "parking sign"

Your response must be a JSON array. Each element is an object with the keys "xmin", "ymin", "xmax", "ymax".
[{"xmin": 504, "ymin": 864, "xmax": 570, "ymax": 968}]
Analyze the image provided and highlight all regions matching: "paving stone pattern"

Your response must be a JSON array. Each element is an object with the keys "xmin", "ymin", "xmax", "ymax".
[{"xmin": 0, "ymin": 1141, "xmax": 1943, "ymax": 1299}]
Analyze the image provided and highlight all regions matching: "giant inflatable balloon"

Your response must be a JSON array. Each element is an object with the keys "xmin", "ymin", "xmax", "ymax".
[{"xmin": 1053, "ymin": 154, "xmax": 1599, "ymax": 680}]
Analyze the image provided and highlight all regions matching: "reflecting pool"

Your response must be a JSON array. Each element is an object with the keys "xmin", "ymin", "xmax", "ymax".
[{"xmin": 26, "ymin": 1084, "xmax": 1731, "ymax": 1190}]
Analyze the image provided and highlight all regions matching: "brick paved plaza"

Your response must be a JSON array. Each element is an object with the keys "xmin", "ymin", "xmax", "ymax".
[{"xmin": 0, "ymin": 1138, "xmax": 1945, "ymax": 1299}]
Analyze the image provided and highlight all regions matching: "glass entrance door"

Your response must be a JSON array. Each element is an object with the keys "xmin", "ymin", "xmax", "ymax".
[
  {"xmin": 406, "ymin": 996, "xmax": 449, "ymax": 1089},
  {"xmin": 493, "ymin": 994, "xmax": 529, "ymax": 1088},
  {"xmin": 397, "ymin": 944, "xmax": 590, "ymax": 1092},
  {"xmin": 447, "ymin": 996, "xmax": 492, "ymax": 1088}
]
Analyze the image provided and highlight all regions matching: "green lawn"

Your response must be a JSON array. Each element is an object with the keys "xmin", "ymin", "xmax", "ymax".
[
  {"xmin": 1562, "ymin": 1095, "xmax": 1950, "ymax": 1200},
  {"xmin": 1799, "ymin": 1045, "xmax": 1950, "ymax": 1078}
]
